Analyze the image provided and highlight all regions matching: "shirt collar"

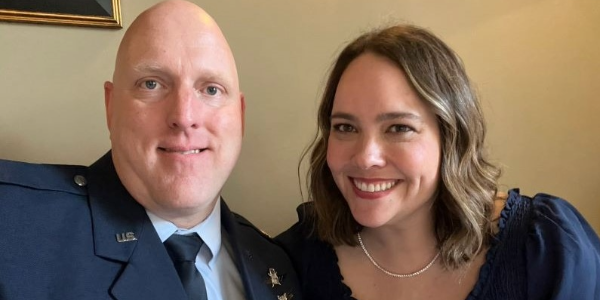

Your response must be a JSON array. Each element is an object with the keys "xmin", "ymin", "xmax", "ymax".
[{"xmin": 147, "ymin": 198, "xmax": 222, "ymax": 264}]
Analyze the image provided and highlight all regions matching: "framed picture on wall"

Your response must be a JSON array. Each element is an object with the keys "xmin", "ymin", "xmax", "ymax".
[{"xmin": 0, "ymin": 0, "xmax": 121, "ymax": 29}]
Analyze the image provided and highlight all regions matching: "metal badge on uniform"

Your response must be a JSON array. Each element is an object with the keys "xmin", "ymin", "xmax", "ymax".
[
  {"xmin": 277, "ymin": 293, "xmax": 293, "ymax": 300},
  {"xmin": 73, "ymin": 175, "xmax": 87, "ymax": 187},
  {"xmin": 116, "ymin": 232, "xmax": 137, "ymax": 243},
  {"xmin": 267, "ymin": 268, "xmax": 282, "ymax": 288}
]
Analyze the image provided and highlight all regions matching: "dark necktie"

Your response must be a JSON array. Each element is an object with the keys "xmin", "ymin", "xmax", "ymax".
[{"xmin": 164, "ymin": 233, "xmax": 208, "ymax": 300}]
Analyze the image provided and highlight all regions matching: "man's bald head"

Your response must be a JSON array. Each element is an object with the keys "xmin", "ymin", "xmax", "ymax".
[
  {"xmin": 112, "ymin": 0, "xmax": 238, "ymax": 86},
  {"xmin": 104, "ymin": 0, "xmax": 245, "ymax": 228}
]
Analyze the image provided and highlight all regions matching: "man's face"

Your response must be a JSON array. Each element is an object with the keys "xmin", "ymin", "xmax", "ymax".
[{"xmin": 104, "ymin": 16, "xmax": 244, "ymax": 226}]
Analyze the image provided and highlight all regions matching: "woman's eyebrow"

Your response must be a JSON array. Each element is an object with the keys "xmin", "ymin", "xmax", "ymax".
[
  {"xmin": 376, "ymin": 112, "xmax": 421, "ymax": 122},
  {"xmin": 330, "ymin": 111, "xmax": 422, "ymax": 123},
  {"xmin": 330, "ymin": 112, "xmax": 356, "ymax": 121}
]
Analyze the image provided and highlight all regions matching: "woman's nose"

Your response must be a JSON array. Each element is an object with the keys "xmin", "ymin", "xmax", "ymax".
[{"xmin": 353, "ymin": 135, "xmax": 386, "ymax": 170}]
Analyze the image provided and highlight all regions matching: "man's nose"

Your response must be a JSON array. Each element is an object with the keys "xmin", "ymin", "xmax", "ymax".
[
  {"xmin": 167, "ymin": 87, "xmax": 199, "ymax": 130},
  {"xmin": 353, "ymin": 135, "xmax": 386, "ymax": 170}
]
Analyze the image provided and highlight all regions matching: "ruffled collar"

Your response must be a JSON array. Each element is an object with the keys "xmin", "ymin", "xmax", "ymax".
[{"xmin": 465, "ymin": 188, "xmax": 520, "ymax": 299}]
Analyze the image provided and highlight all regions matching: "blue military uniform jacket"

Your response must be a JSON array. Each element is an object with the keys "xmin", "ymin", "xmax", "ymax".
[{"xmin": 0, "ymin": 152, "xmax": 301, "ymax": 300}]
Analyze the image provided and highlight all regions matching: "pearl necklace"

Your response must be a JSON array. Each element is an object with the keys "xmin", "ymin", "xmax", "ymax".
[{"xmin": 357, "ymin": 232, "xmax": 440, "ymax": 278}]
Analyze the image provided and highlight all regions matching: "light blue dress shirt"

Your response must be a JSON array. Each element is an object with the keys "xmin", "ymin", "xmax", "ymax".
[{"xmin": 147, "ymin": 199, "xmax": 246, "ymax": 300}]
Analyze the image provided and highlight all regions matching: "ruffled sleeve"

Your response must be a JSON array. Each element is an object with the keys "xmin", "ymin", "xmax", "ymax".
[{"xmin": 526, "ymin": 192, "xmax": 600, "ymax": 299}]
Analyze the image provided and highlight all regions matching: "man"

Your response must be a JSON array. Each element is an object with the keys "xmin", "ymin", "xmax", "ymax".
[{"xmin": 0, "ymin": 1, "xmax": 301, "ymax": 299}]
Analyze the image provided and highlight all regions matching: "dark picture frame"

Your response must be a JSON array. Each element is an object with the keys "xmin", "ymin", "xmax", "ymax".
[{"xmin": 0, "ymin": 0, "xmax": 121, "ymax": 29}]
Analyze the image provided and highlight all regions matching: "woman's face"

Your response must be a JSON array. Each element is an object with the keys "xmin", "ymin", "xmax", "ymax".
[{"xmin": 326, "ymin": 52, "xmax": 442, "ymax": 229}]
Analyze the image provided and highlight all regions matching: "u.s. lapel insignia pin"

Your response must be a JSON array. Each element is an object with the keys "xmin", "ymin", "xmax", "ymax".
[
  {"xmin": 277, "ymin": 293, "xmax": 293, "ymax": 300},
  {"xmin": 115, "ymin": 232, "xmax": 137, "ymax": 243},
  {"xmin": 267, "ymin": 268, "xmax": 282, "ymax": 288}
]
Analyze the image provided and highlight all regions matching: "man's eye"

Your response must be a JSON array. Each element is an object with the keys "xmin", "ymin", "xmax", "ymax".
[
  {"xmin": 143, "ymin": 80, "xmax": 158, "ymax": 90},
  {"xmin": 206, "ymin": 86, "xmax": 219, "ymax": 96}
]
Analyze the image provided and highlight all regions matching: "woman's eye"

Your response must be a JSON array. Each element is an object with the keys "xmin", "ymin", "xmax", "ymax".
[
  {"xmin": 388, "ymin": 124, "xmax": 413, "ymax": 133},
  {"xmin": 206, "ymin": 86, "xmax": 220, "ymax": 96},
  {"xmin": 143, "ymin": 80, "xmax": 159, "ymax": 90},
  {"xmin": 333, "ymin": 124, "xmax": 356, "ymax": 133}
]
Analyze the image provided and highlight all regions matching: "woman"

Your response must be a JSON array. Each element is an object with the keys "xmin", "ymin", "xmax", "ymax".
[{"xmin": 276, "ymin": 24, "xmax": 600, "ymax": 299}]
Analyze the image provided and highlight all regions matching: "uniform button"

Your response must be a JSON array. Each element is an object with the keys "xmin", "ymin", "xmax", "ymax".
[{"xmin": 74, "ymin": 175, "xmax": 87, "ymax": 187}]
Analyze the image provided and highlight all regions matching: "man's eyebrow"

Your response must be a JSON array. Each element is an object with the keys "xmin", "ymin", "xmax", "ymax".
[
  {"xmin": 133, "ymin": 64, "xmax": 230, "ymax": 83},
  {"xmin": 133, "ymin": 63, "xmax": 165, "ymax": 74},
  {"xmin": 200, "ymin": 72, "xmax": 227, "ymax": 84}
]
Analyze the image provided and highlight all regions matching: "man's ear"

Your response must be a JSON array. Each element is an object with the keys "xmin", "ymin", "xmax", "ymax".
[
  {"xmin": 240, "ymin": 92, "xmax": 246, "ymax": 135},
  {"xmin": 104, "ymin": 81, "xmax": 114, "ymax": 131}
]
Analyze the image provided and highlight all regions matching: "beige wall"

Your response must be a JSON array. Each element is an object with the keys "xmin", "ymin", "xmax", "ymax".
[{"xmin": 1, "ymin": 0, "xmax": 598, "ymax": 235}]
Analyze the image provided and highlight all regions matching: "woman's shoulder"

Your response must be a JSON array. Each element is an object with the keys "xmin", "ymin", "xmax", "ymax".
[
  {"xmin": 276, "ymin": 202, "xmax": 317, "ymax": 244},
  {"xmin": 505, "ymin": 189, "xmax": 598, "ymax": 240},
  {"xmin": 498, "ymin": 189, "xmax": 599, "ymax": 246},
  {"xmin": 275, "ymin": 202, "xmax": 323, "ymax": 265},
  {"xmin": 496, "ymin": 189, "xmax": 600, "ymax": 298},
  {"xmin": 275, "ymin": 203, "xmax": 353, "ymax": 299}
]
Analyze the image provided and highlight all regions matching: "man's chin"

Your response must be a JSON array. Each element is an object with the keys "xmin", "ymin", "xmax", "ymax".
[{"xmin": 160, "ymin": 194, "xmax": 219, "ymax": 211}]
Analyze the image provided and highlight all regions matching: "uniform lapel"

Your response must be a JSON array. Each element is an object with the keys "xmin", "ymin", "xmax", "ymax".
[
  {"xmin": 221, "ymin": 200, "xmax": 280, "ymax": 300},
  {"xmin": 87, "ymin": 152, "xmax": 187, "ymax": 300}
]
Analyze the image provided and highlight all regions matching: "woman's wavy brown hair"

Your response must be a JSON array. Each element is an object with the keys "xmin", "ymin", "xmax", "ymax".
[{"xmin": 302, "ymin": 24, "xmax": 501, "ymax": 270}]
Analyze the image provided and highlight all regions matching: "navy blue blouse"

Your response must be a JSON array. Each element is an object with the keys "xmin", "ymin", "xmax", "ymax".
[{"xmin": 276, "ymin": 189, "xmax": 600, "ymax": 299}]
